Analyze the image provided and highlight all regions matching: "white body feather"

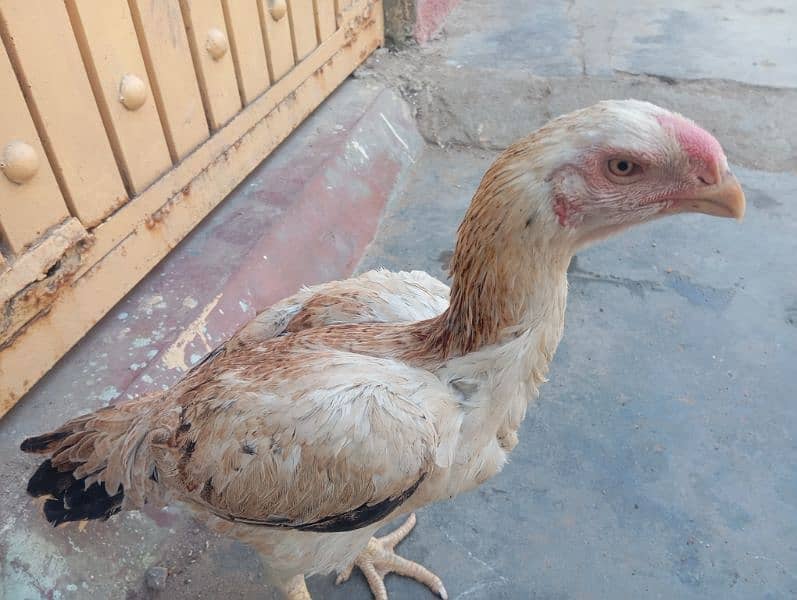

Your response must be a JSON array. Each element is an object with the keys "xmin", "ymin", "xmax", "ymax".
[{"xmin": 193, "ymin": 268, "xmax": 566, "ymax": 580}]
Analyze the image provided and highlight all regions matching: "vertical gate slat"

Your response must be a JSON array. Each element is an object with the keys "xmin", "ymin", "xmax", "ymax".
[
  {"xmin": 0, "ymin": 45, "xmax": 71, "ymax": 254},
  {"xmin": 129, "ymin": 0, "xmax": 209, "ymax": 161},
  {"xmin": 65, "ymin": 0, "xmax": 172, "ymax": 195},
  {"xmin": 288, "ymin": 0, "xmax": 319, "ymax": 60},
  {"xmin": 222, "ymin": 0, "xmax": 271, "ymax": 105},
  {"xmin": 335, "ymin": 0, "xmax": 354, "ymax": 28},
  {"xmin": 179, "ymin": 0, "xmax": 241, "ymax": 131},
  {"xmin": 0, "ymin": 0, "xmax": 128, "ymax": 228},
  {"xmin": 259, "ymin": 0, "xmax": 296, "ymax": 82},
  {"xmin": 314, "ymin": 0, "xmax": 337, "ymax": 41}
]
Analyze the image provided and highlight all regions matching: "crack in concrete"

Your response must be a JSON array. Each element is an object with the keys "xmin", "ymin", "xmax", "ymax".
[
  {"xmin": 785, "ymin": 303, "xmax": 797, "ymax": 327},
  {"xmin": 568, "ymin": 257, "xmax": 737, "ymax": 311},
  {"xmin": 437, "ymin": 525, "xmax": 510, "ymax": 598},
  {"xmin": 612, "ymin": 69, "xmax": 797, "ymax": 93},
  {"xmin": 455, "ymin": 578, "xmax": 510, "ymax": 599},
  {"xmin": 360, "ymin": 53, "xmax": 797, "ymax": 173},
  {"xmin": 568, "ymin": 258, "xmax": 665, "ymax": 298},
  {"xmin": 566, "ymin": 0, "xmax": 587, "ymax": 76}
]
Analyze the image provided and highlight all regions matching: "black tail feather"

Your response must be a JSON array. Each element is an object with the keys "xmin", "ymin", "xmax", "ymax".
[
  {"xmin": 20, "ymin": 431, "xmax": 71, "ymax": 453},
  {"xmin": 27, "ymin": 459, "xmax": 76, "ymax": 497},
  {"xmin": 26, "ymin": 459, "xmax": 123, "ymax": 527}
]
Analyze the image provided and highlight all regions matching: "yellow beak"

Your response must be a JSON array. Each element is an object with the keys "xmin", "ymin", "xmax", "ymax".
[{"xmin": 669, "ymin": 171, "xmax": 746, "ymax": 221}]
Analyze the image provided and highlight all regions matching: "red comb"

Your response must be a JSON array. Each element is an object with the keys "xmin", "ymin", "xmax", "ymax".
[{"xmin": 657, "ymin": 113, "xmax": 724, "ymax": 173}]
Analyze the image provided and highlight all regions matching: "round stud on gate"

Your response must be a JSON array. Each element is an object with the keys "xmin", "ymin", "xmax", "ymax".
[
  {"xmin": 269, "ymin": 0, "xmax": 287, "ymax": 21},
  {"xmin": 206, "ymin": 28, "xmax": 228, "ymax": 60},
  {"xmin": 119, "ymin": 74, "xmax": 148, "ymax": 111},
  {"xmin": 1, "ymin": 141, "xmax": 39, "ymax": 184}
]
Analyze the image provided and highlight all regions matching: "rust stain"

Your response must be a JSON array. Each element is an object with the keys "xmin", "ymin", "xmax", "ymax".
[
  {"xmin": 145, "ymin": 201, "xmax": 174, "ymax": 229},
  {"xmin": 0, "ymin": 219, "xmax": 90, "ymax": 347}
]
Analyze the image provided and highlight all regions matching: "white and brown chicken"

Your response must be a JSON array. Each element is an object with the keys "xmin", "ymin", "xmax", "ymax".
[{"xmin": 22, "ymin": 100, "xmax": 745, "ymax": 599}]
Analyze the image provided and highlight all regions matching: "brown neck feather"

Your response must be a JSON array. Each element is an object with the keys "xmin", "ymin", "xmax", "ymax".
[{"xmin": 413, "ymin": 145, "xmax": 571, "ymax": 360}]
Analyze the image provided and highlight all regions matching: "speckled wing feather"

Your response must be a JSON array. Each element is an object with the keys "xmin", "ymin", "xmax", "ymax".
[
  {"xmin": 150, "ymin": 338, "xmax": 453, "ymax": 531},
  {"xmin": 20, "ymin": 268, "xmax": 454, "ymax": 531},
  {"xmin": 142, "ymin": 269, "xmax": 451, "ymax": 529}
]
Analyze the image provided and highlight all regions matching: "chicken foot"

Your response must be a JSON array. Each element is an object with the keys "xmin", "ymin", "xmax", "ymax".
[{"xmin": 335, "ymin": 513, "xmax": 448, "ymax": 600}]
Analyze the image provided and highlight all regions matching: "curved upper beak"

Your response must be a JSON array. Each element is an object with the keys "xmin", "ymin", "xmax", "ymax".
[{"xmin": 669, "ymin": 171, "xmax": 746, "ymax": 221}]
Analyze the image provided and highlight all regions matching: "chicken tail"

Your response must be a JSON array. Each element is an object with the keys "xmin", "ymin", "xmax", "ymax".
[{"xmin": 21, "ymin": 395, "xmax": 168, "ymax": 527}]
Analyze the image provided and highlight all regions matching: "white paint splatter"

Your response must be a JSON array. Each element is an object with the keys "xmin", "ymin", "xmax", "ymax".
[
  {"xmin": 66, "ymin": 537, "xmax": 83, "ymax": 554},
  {"xmin": 98, "ymin": 386, "xmax": 119, "ymax": 404},
  {"xmin": 162, "ymin": 293, "xmax": 222, "ymax": 371},
  {"xmin": 139, "ymin": 294, "xmax": 164, "ymax": 315},
  {"xmin": 132, "ymin": 337, "xmax": 151, "ymax": 348},
  {"xmin": 117, "ymin": 312, "xmax": 129, "ymax": 321},
  {"xmin": 239, "ymin": 299, "xmax": 250, "ymax": 313},
  {"xmin": 190, "ymin": 353, "xmax": 202, "ymax": 365},
  {"xmin": 182, "ymin": 296, "xmax": 199, "ymax": 309},
  {"xmin": 380, "ymin": 112, "xmax": 410, "ymax": 151},
  {"xmin": 351, "ymin": 140, "xmax": 370, "ymax": 160}
]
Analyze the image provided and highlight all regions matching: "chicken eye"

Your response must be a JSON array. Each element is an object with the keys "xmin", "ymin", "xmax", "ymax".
[{"xmin": 607, "ymin": 159, "xmax": 639, "ymax": 177}]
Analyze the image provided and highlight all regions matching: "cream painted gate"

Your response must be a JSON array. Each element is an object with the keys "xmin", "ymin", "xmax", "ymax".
[{"xmin": 0, "ymin": 0, "xmax": 383, "ymax": 416}]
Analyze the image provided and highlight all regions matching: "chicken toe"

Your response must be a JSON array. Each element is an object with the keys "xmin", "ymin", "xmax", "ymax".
[{"xmin": 336, "ymin": 514, "xmax": 447, "ymax": 600}]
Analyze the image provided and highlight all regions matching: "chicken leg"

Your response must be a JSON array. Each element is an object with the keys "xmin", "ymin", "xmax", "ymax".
[{"xmin": 336, "ymin": 514, "xmax": 448, "ymax": 600}]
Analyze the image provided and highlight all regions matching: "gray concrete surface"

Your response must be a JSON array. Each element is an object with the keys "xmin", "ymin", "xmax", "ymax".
[
  {"xmin": 2, "ymin": 1, "xmax": 796, "ymax": 599},
  {"xmin": 438, "ymin": 0, "xmax": 797, "ymax": 87},
  {"xmin": 352, "ymin": 150, "xmax": 797, "ymax": 600}
]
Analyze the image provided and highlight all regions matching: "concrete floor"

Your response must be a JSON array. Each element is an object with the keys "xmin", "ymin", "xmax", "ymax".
[{"xmin": 3, "ymin": 1, "xmax": 796, "ymax": 599}]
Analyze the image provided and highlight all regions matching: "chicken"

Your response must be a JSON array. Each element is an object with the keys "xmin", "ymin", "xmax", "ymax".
[{"xmin": 21, "ymin": 100, "xmax": 745, "ymax": 600}]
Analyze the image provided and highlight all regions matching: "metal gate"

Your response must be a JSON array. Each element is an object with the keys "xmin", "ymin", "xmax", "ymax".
[{"xmin": 0, "ymin": 0, "xmax": 383, "ymax": 416}]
